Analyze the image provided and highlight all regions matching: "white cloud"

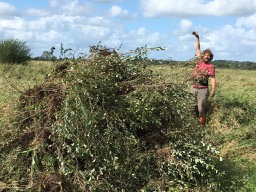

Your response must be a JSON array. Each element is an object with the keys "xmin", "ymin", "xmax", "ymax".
[
  {"xmin": 128, "ymin": 27, "xmax": 165, "ymax": 46},
  {"xmin": 140, "ymin": 0, "xmax": 256, "ymax": 17},
  {"xmin": 179, "ymin": 19, "xmax": 193, "ymax": 33},
  {"xmin": 0, "ymin": 2, "xmax": 17, "ymax": 16},
  {"xmin": 36, "ymin": 30, "xmax": 62, "ymax": 42},
  {"xmin": 95, "ymin": 0, "xmax": 117, "ymax": 2},
  {"xmin": 26, "ymin": 8, "xmax": 51, "ymax": 17},
  {"xmin": 137, "ymin": 27, "xmax": 146, "ymax": 36},
  {"xmin": 61, "ymin": 1, "xmax": 95, "ymax": 16},
  {"xmin": 0, "ymin": 12, "xmax": 115, "ymax": 56},
  {"xmin": 236, "ymin": 13, "xmax": 256, "ymax": 28},
  {"xmin": 1, "ymin": 0, "xmax": 256, "ymax": 61},
  {"xmin": 109, "ymin": 5, "xmax": 128, "ymax": 17},
  {"xmin": 173, "ymin": 19, "xmax": 194, "ymax": 41},
  {"xmin": 49, "ymin": 0, "xmax": 59, "ymax": 7},
  {"xmin": 175, "ymin": 23, "xmax": 256, "ymax": 61},
  {"xmin": 146, "ymin": 32, "xmax": 162, "ymax": 44},
  {"xmin": 48, "ymin": 0, "xmax": 95, "ymax": 16},
  {"xmin": 28, "ymin": 20, "xmax": 48, "ymax": 31},
  {"xmin": 90, "ymin": 26, "xmax": 166, "ymax": 54},
  {"xmin": 0, "ymin": 17, "xmax": 26, "ymax": 30}
]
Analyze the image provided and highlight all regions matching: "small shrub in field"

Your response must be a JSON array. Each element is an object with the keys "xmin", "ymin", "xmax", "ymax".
[
  {"xmin": 0, "ymin": 46, "xmax": 223, "ymax": 191},
  {"xmin": 0, "ymin": 39, "xmax": 31, "ymax": 64}
]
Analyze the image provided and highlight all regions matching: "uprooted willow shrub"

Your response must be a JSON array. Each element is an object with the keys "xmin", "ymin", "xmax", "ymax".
[{"xmin": 0, "ymin": 47, "xmax": 222, "ymax": 191}]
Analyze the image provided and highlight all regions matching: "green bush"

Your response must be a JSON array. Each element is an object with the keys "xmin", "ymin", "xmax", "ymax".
[
  {"xmin": 0, "ymin": 46, "xmax": 223, "ymax": 191},
  {"xmin": 0, "ymin": 39, "xmax": 31, "ymax": 64}
]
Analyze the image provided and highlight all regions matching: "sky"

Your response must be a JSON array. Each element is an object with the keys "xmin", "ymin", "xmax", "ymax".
[{"xmin": 1, "ymin": 0, "xmax": 256, "ymax": 61}]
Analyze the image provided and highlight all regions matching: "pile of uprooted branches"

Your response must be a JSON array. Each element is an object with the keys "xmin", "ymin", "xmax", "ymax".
[{"xmin": 0, "ymin": 46, "xmax": 222, "ymax": 192}]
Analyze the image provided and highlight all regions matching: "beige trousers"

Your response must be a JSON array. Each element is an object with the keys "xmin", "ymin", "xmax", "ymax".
[{"xmin": 190, "ymin": 86, "xmax": 209, "ymax": 117}]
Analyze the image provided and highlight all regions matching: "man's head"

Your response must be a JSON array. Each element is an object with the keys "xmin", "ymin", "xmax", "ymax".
[{"xmin": 202, "ymin": 49, "xmax": 214, "ymax": 63}]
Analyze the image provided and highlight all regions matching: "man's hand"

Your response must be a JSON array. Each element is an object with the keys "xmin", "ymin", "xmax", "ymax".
[
  {"xmin": 192, "ymin": 31, "xmax": 199, "ymax": 38},
  {"xmin": 210, "ymin": 90, "xmax": 215, "ymax": 97}
]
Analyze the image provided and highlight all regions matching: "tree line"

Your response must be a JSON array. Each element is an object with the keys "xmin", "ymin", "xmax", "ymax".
[{"xmin": 1, "ymin": 38, "xmax": 256, "ymax": 70}]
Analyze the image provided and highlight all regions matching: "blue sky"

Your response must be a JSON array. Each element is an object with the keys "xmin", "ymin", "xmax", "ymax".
[{"xmin": 1, "ymin": 0, "xmax": 256, "ymax": 61}]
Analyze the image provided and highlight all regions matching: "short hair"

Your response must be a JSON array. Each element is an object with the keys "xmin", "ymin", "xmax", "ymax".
[{"xmin": 202, "ymin": 48, "xmax": 214, "ymax": 61}]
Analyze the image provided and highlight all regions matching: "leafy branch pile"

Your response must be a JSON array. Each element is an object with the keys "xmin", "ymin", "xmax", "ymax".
[{"xmin": 0, "ymin": 46, "xmax": 222, "ymax": 191}]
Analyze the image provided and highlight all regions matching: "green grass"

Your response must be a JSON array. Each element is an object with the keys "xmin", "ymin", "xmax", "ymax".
[
  {"xmin": 0, "ymin": 61, "xmax": 54, "ymax": 101},
  {"xmin": 212, "ymin": 69, "xmax": 256, "ymax": 191},
  {"xmin": 153, "ymin": 65, "xmax": 256, "ymax": 191},
  {"xmin": 0, "ymin": 61, "xmax": 54, "ymax": 127},
  {"xmin": 0, "ymin": 61, "xmax": 255, "ymax": 191}
]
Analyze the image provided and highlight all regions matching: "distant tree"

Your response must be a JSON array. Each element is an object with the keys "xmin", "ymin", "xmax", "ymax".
[
  {"xmin": 0, "ymin": 39, "xmax": 31, "ymax": 64},
  {"xmin": 41, "ymin": 51, "xmax": 52, "ymax": 60},
  {"xmin": 36, "ymin": 47, "xmax": 57, "ymax": 61}
]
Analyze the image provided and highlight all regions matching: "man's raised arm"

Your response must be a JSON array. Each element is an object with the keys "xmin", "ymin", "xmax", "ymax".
[{"xmin": 192, "ymin": 31, "xmax": 201, "ymax": 57}]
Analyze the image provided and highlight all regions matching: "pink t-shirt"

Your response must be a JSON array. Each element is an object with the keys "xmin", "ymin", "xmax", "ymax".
[{"xmin": 192, "ymin": 61, "xmax": 215, "ymax": 88}]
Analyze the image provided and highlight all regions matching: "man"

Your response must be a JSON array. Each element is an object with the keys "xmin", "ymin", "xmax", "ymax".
[{"xmin": 191, "ymin": 31, "xmax": 216, "ymax": 126}]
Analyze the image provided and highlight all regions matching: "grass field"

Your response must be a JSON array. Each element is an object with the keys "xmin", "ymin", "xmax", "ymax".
[
  {"xmin": 0, "ymin": 61, "xmax": 255, "ymax": 191},
  {"xmin": 153, "ymin": 64, "xmax": 256, "ymax": 191},
  {"xmin": 0, "ymin": 61, "xmax": 54, "ymax": 126}
]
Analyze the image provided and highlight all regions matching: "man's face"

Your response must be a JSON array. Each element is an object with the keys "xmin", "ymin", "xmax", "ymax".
[{"xmin": 203, "ymin": 53, "xmax": 211, "ymax": 63}]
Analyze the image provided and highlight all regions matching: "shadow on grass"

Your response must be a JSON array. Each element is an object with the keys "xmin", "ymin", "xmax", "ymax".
[
  {"xmin": 205, "ymin": 96, "xmax": 256, "ymax": 191},
  {"xmin": 213, "ymin": 157, "xmax": 248, "ymax": 192}
]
